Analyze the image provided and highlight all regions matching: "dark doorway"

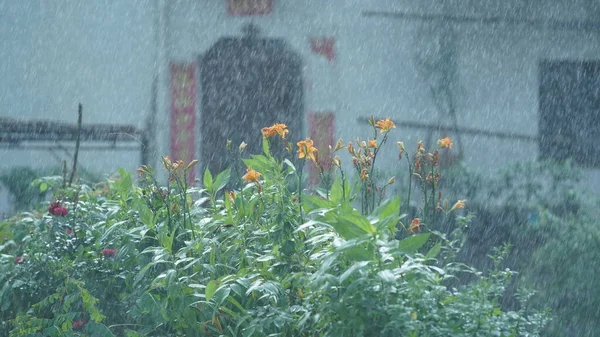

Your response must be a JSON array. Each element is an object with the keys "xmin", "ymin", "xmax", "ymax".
[
  {"xmin": 539, "ymin": 60, "xmax": 600, "ymax": 167},
  {"xmin": 199, "ymin": 24, "xmax": 304, "ymax": 177}
]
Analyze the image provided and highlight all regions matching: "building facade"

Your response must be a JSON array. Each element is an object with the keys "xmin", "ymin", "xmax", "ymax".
[{"xmin": 1, "ymin": 0, "xmax": 599, "ymax": 214}]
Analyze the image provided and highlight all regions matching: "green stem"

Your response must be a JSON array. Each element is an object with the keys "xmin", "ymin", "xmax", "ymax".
[
  {"xmin": 298, "ymin": 162, "xmax": 304, "ymax": 222},
  {"xmin": 430, "ymin": 161, "xmax": 436, "ymax": 226},
  {"xmin": 164, "ymin": 179, "xmax": 173, "ymax": 232},
  {"xmin": 404, "ymin": 155, "xmax": 413, "ymax": 218},
  {"xmin": 339, "ymin": 167, "xmax": 346, "ymax": 202},
  {"xmin": 181, "ymin": 171, "xmax": 195, "ymax": 240}
]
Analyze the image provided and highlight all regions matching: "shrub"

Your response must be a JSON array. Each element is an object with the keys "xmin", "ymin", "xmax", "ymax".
[
  {"xmin": 441, "ymin": 159, "xmax": 600, "ymax": 337},
  {"xmin": 0, "ymin": 120, "xmax": 548, "ymax": 336}
]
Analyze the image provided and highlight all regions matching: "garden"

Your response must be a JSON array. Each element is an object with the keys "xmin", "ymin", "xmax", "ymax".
[{"xmin": 0, "ymin": 118, "xmax": 597, "ymax": 336}]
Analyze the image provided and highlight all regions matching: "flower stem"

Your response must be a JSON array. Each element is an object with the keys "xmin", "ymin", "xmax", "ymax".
[
  {"xmin": 339, "ymin": 167, "xmax": 346, "ymax": 202},
  {"xmin": 404, "ymin": 155, "xmax": 413, "ymax": 218},
  {"xmin": 298, "ymin": 161, "xmax": 304, "ymax": 222}
]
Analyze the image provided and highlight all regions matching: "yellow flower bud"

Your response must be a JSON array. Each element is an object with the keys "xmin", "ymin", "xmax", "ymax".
[{"xmin": 239, "ymin": 141, "xmax": 247, "ymax": 153}]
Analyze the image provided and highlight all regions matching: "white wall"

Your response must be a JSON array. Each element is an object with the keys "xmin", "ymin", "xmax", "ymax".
[
  {"xmin": 165, "ymin": 0, "xmax": 600, "ymax": 174},
  {"xmin": 0, "ymin": 0, "xmax": 156, "ymax": 215},
  {"xmin": 1, "ymin": 0, "xmax": 599, "ymax": 214}
]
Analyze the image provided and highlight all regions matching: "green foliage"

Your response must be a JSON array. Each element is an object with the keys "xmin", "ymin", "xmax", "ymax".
[
  {"xmin": 441, "ymin": 159, "xmax": 600, "ymax": 337},
  {"xmin": 522, "ymin": 207, "xmax": 600, "ymax": 337},
  {"xmin": 0, "ymin": 167, "xmax": 47, "ymax": 212},
  {"xmin": 0, "ymin": 125, "xmax": 548, "ymax": 336},
  {"xmin": 0, "ymin": 166, "xmax": 103, "ymax": 213}
]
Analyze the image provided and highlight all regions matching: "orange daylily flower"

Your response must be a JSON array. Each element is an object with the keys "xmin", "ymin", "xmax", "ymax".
[
  {"xmin": 347, "ymin": 142, "xmax": 355, "ymax": 155},
  {"xmin": 396, "ymin": 141, "xmax": 405, "ymax": 152},
  {"xmin": 239, "ymin": 141, "xmax": 247, "ymax": 152},
  {"xmin": 449, "ymin": 199, "xmax": 467, "ymax": 212},
  {"xmin": 437, "ymin": 137, "xmax": 453, "ymax": 149},
  {"xmin": 226, "ymin": 191, "xmax": 237, "ymax": 203},
  {"xmin": 162, "ymin": 156, "xmax": 173, "ymax": 169},
  {"xmin": 360, "ymin": 168, "xmax": 369, "ymax": 181},
  {"xmin": 136, "ymin": 165, "xmax": 150, "ymax": 176},
  {"xmin": 334, "ymin": 138, "xmax": 344, "ymax": 151},
  {"xmin": 242, "ymin": 168, "xmax": 261, "ymax": 183},
  {"xmin": 162, "ymin": 156, "xmax": 184, "ymax": 171},
  {"xmin": 375, "ymin": 117, "xmax": 396, "ymax": 133},
  {"xmin": 331, "ymin": 156, "xmax": 341, "ymax": 167},
  {"xmin": 261, "ymin": 123, "xmax": 289, "ymax": 139},
  {"xmin": 409, "ymin": 218, "xmax": 421, "ymax": 234},
  {"xmin": 416, "ymin": 140, "xmax": 425, "ymax": 154},
  {"xmin": 368, "ymin": 139, "xmax": 378, "ymax": 148},
  {"xmin": 297, "ymin": 138, "xmax": 318, "ymax": 162}
]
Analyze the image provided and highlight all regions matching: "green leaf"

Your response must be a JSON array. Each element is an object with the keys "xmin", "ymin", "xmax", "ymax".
[
  {"xmin": 398, "ymin": 233, "xmax": 431, "ymax": 254},
  {"xmin": 334, "ymin": 203, "xmax": 376, "ymax": 239},
  {"xmin": 84, "ymin": 322, "xmax": 116, "ymax": 337},
  {"xmin": 213, "ymin": 286, "xmax": 231, "ymax": 306},
  {"xmin": 333, "ymin": 237, "xmax": 375, "ymax": 262},
  {"xmin": 213, "ymin": 168, "xmax": 231, "ymax": 193},
  {"xmin": 39, "ymin": 182, "xmax": 48, "ymax": 193},
  {"xmin": 303, "ymin": 194, "xmax": 336, "ymax": 213},
  {"xmin": 135, "ymin": 202, "xmax": 154, "ymax": 229},
  {"xmin": 371, "ymin": 196, "xmax": 401, "ymax": 232},
  {"xmin": 99, "ymin": 220, "xmax": 128, "ymax": 244},
  {"xmin": 372, "ymin": 196, "xmax": 401, "ymax": 220},
  {"xmin": 226, "ymin": 296, "xmax": 247, "ymax": 314},
  {"xmin": 205, "ymin": 280, "xmax": 219, "ymax": 302},
  {"xmin": 116, "ymin": 168, "xmax": 133, "ymax": 198},
  {"xmin": 124, "ymin": 330, "xmax": 142, "ymax": 337},
  {"xmin": 329, "ymin": 176, "xmax": 344, "ymax": 203},
  {"xmin": 425, "ymin": 242, "xmax": 442, "ymax": 259},
  {"xmin": 12, "ymin": 279, "xmax": 26, "ymax": 289},
  {"xmin": 344, "ymin": 241, "xmax": 376, "ymax": 261},
  {"xmin": 378, "ymin": 269, "xmax": 397, "ymax": 283},
  {"xmin": 339, "ymin": 261, "xmax": 370, "ymax": 282},
  {"xmin": 283, "ymin": 159, "xmax": 296, "ymax": 173},
  {"xmin": 262, "ymin": 138, "xmax": 271, "ymax": 157},
  {"xmin": 203, "ymin": 168, "xmax": 213, "ymax": 190}
]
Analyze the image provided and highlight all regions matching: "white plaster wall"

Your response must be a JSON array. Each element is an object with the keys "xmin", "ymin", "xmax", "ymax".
[
  {"xmin": 1, "ymin": 0, "xmax": 599, "ymax": 214},
  {"xmin": 166, "ymin": 0, "xmax": 600, "ymax": 175},
  {"xmin": 0, "ymin": 0, "xmax": 156, "ymax": 214}
]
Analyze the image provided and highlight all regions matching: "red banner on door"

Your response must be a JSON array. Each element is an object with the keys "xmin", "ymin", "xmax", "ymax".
[
  {"xmin": 170, "ymin": 63, "xmax": 197, "ymax": 185},
  {"xmin": 308, "ymin": 112, "xmax": 335, "ymax": 187},
  {"xmin": 310, "ymin": 37, "xmax": 336, "ymax": 63}
]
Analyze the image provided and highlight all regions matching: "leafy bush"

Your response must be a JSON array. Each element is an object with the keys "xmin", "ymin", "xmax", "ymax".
[
  {"xmin": 441, "ymin": 159, "xmax": 600, "ymax": 337},
  {"xmin": 0, "ymin": 120, "xmax": 548, "ymax": 336},
  {"xmin": 0, "ymin": 166, "xmax": 102, "ymax": 213}
]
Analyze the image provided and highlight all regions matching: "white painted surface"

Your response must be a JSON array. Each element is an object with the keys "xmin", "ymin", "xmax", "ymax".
[{"xmin": 1, "ymin": 0, "xmax": 599, "ymax": 213}]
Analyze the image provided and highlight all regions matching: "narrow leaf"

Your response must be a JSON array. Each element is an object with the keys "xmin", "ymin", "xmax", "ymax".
[
  {"xmin": 204, "ymin": 168, "xmax": 213, "ymax": 189},
  {"xmin": 425, "ymin": 242, "xmax": 442, "ymax": 259},
  {"xmin": 398, "ymin": 233, "xmax": 431, "ymax": 254},
  {"xmin": 206, "ymin": 280, "xmax": 219, "ymax": 302}
]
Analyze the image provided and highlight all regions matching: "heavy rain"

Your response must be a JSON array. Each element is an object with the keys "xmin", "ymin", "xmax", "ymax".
[{"xmin": 0, "ymin": 1, "xmax": 599, "ymax": 336}]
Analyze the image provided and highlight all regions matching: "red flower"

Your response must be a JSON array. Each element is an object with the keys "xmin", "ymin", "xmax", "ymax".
[
  {"xmin": 14, "ymin": 256, "xmax": 24, "ymax": 264},
  {"xmin": 102, "ymin": 248, "xmax": 116, "ymax": 257},
  {"xmin": 72, "ymin": 319, "xmax": 87, "ymax": 330},
  {"xmin": 48, "ymin": 201, "xmax": 68, "ymax": 216},
  {"xmin": 65, "ymin": 228, "xmax": 73, "ymax": 235}
]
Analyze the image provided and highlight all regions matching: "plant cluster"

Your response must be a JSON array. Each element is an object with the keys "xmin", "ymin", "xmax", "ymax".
[
  {"xmin": 439, "ymin": 159, "xmax": 600, "ymax": 337},
  {"xmin": 0, "ymin": 119, "xmax": 548, "ymax": 336}
]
